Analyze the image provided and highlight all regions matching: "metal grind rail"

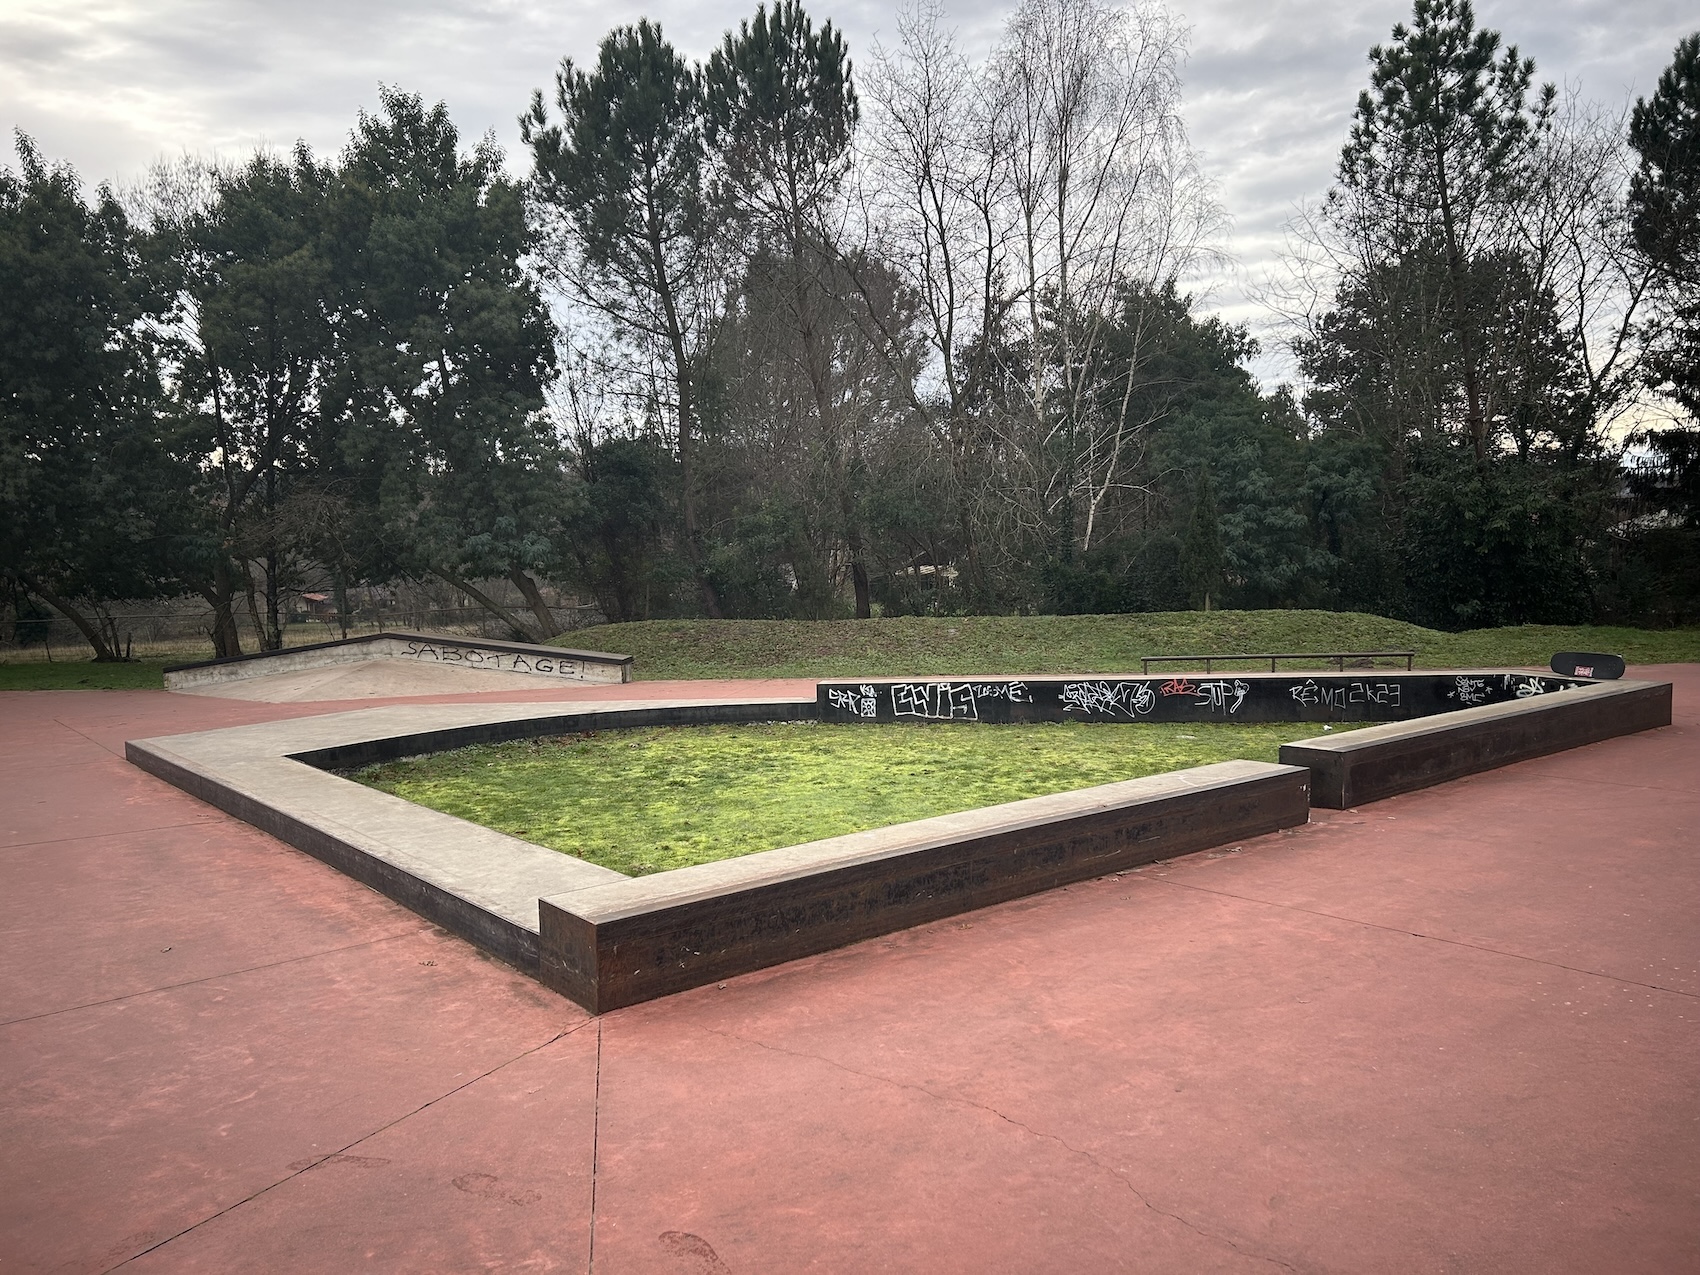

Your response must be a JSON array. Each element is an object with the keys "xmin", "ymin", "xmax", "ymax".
[{"xmin": 1140, "ymin": 650, "xmax": 1418, "ymax": 674}]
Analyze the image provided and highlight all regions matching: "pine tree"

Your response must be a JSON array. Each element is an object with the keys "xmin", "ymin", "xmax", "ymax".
[
  {"xmin": 1335, "ymin": 0, "xmax": 1552, "ymax": 460},
  {"xmin": 524, "ymin": 23, "xmax": 724, "ymax": 617}
]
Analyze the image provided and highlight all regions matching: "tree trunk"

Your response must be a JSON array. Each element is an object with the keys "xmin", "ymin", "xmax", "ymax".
[
  {"xmin": 333, "ymin": 568, "xmax": 351, "ymax": 640},
  {"xmin": 202, "ymin": 559, "xmax": 244, "ymax": 659},
  {"xmin": 240, "ymin": 560, "xmax": 267, "ymax": 652},
  {"xmin": 796, "ymin": 248, "xmax": 871, "ymax": 620},
  {"xmin": 19, "ymin": 575, "xmax": 119, "ymax": 661},
  {"xmin": 429, "ymin": 567, "xmax": 544, "ymax": 643},
  {"xmin": 264, "ymin": 546, "xmax": 282, "ymax": 651},
  {"xmin": 507, "ymin": 567, "xmax": 561, "ymax": 640},
  {"xmin": 645, "ymin": 211, "xmax": 724, "ymax": 621},
  {"xmin": 842, "ymin": 492, "xmax": 873, "ymax": 619}
]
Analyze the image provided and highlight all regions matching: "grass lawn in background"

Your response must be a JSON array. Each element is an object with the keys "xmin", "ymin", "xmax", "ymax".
[
  {"xmin": 354, "ymin": 719, "xmax": 1358, "ymax": 876},
  {"xmin": 569, "ymin": 612, "xmax": 1700, "ymax": 681},
  {"xmin": 0, "ymin": 660, "xmax": 172, "ymax": 691},
  {"xmin": 6, "ymin": 609, "xmax": 1697, "ymax": 691}
]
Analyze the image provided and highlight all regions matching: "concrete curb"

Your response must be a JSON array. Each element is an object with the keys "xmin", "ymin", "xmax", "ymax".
[{"xmin": 1280, "ymin": 678, "xmax": 1673, "ymax": 807}]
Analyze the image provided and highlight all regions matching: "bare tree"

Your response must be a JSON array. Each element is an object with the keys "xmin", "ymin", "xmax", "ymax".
[
  {"xmin": 859, "ymin": 0, "xmax": 1219, "ymax": 589},
  {"xmin": 1513, "ymin": 91, "xmax": 1660, "ymax": 448},
  {"xmin": 995, "ymin": 0, "xmax": 1220, "ymax": 557},
  {"xmin": 860, "ymin": 2, "xmax": 1017, "ymax": 599}
]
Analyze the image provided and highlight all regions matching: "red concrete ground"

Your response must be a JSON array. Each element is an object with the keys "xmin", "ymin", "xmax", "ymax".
[{"xmin": 1, "ymin": 669, "xmax": 1695, "ymax": 1274}]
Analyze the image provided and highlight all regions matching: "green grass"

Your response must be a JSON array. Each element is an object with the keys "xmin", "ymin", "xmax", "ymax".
[
  {"xmin": 560, "ymin": 611, "xmax": 1700, "ymax": 680},
  {"xmin": 355, "ymin": 719, "xmax": 1358, "ymax": 876},
  {"xmin": 0, "ymin": 659, "xmax": 170, "ymax": 691},
  {"xmin": 7, "ymin": 608, "xmax": 1694, "ymax": 691}
]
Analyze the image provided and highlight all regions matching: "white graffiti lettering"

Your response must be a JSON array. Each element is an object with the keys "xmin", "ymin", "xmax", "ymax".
[
  {"xmin": 827, "ymin": 687, "xmax": 879, "ymax": 719},
  {"xmin": 1452, "ymin": 676, "xmax": 1488, "ymax": 705},
  {"xmin": 891, "ymin": 682, "xmax": 979, "ymax": 721},
  {"xmin": 1351, "ymin": 681, "xmax": 1401, "ymax": 707},
  {"xmin": 391, "ymin": 639, "xmax": 595, "ymax": 681},
  {"xmin": 1194, "ymin": 678, "xmax": 1250, "ymax": 715},
  {"xmin": 968, "ymin": 681, "xmax": 1033, "ymax": 703},
  {"xmin": 1059, "ymin": 680, "xmax": 1155, "ymax": 717}
]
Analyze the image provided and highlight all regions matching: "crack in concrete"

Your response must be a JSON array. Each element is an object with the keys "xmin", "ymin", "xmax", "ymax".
[
  {"xmin": 1151, "ymin": 877, "xmax": 1699, "ymax": 1000},
  {"xmin": 100, "ymin": 1017, "xmax": 597, "ymax": 1274},
  {"xmin": 699, "ymin": 1025, "xmax": 1300, "ymax": 1273},
  {"xmin": 0, "ymin": 929, "xmax": 429, "ymax": 1029}
]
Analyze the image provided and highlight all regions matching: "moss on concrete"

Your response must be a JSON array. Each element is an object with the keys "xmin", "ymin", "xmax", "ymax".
[{"xmin": 355, "ymin": 720, "xmax": 1352, "ymax": 876}]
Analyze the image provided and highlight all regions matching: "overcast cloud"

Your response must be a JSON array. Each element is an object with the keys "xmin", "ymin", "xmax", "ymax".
[{"xmin": 3, "ymin": 0, "xmax": 1693, "ymax": 384}]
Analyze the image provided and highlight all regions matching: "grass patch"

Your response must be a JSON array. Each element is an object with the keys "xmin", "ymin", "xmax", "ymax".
[
  {"xmin": 562, "ymin": 611, "xmax": 1700, "ymax": 681},
  {"xmin": 0, "ymin": 660, "xmax": 169, "ymax": 691},
  {"xmin": 355, "ymin": 719, "xmax": 1355, "ymax": 876}
]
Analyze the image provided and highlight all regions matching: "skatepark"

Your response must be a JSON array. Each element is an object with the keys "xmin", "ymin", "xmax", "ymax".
[{"xmin": 1, "ymin": 655, "xmax": 1695, "ymax": 1271}]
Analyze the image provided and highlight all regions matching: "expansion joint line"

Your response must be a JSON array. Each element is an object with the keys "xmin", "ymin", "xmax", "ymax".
[
  {"xmin": 588, "ymin": 1020, "xmax": 603, "ymax": 1274},
  {"xmin": 102, "ymin": 1018, "xmax": 597, "ymax": 1274},
  {"xmin": 697, "ymin": 1025, "xmax": 1298, "ymax": 1273},
  {"xmin": 53, "ymin": 716, "xmax": 132, "ymax": 759}
]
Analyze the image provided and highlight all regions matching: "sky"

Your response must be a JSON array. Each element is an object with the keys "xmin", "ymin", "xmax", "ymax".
[{"xmin": 2, "ymin": 0, "xmax": 1693, "ymax": 386}]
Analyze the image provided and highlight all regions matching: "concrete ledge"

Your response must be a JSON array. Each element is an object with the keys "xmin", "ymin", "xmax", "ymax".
[
  {"xmin": 163, "ymin": 630, "xmax": 634, "ymax": 691},
  {"xmin": 125, "ymin": 699, "xmax": 808, "ymax": 974},
  {"xmin": 1280, "ymin": 678, "xmax": 1673, "ymax": 808},
  {"xmin": 125, "ymin": 696, "xmax": 1309, "ymax": 1013},
  {"xmin": 536, "ymin": 760, "xmax": 1311, "ymax": 1013}
]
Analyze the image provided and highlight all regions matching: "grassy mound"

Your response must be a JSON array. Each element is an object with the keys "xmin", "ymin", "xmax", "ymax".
[
  {"xmin": 6, "ymin": 609, "xmax": 1695, "ymax": 691},
  {"xmin": 561, "ymin": 611, "xmax": 1700, "ymax": 681},
  {"xmin": 354, "ymin": 719, "xmax": 1348, "ymax": 877}
]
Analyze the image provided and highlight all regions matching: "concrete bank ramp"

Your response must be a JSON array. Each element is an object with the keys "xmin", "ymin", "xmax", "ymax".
[{"xmin": 165, "ymin": 631, "xmax": 633, "ymax": 703}]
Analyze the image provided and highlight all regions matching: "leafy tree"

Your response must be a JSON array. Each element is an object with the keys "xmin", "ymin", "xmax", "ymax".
[
  {"xmin": 1335, "ymin": 0, "xmax": 1552, "ymax": 461},
  {"xmin": 703, "ymin": 2, "xmax": 858, "ymax": 233},
  {"xmin": 556, "ymin": 434, "xmax": 678, "ymax": 623},
  {"xmin": 1621, "ymin": 427, "xmax": 1700, "ymax": 623},
  {"xmin": 1622, "ymin": 40, "xmax": 1700, "ymax": 623},
  {"xmin": 1298, "ymin": 250, "xmax": 1615, "ymax": 626},
  {"xmin": 332, "ymin": 89, "xmax": 564, "ymax": 641},
  {"xmin": 704, "ymin": 2, "xmax": 875, "ymax": 616},
  {"xmin": 1630, "ymin": 32, "xmax": 1700, "ymax": 420},
  {"xmin": 1397, "ymin": 442, "xmax": 1603, "ymax": 627},
  {"xmin": 0, "ymin": 135, "xmax": 188, "ymax": 660},
  {"xmin": 160, "ymin": 145, "xmax": 337, "ymax": 654},
  {"xmin": 1290, "ymin": 0, "xmax": 1635, "ymax": 629},
  {"xmin": 1024, "ymin": 283, "xmax": 1317, "ymax": 614},
  {"xmin": 524, "ymin": 23, "xmax": 725, "ymax": 617},
  {"xmin": 1630, "ymin": 34, "xmax": 1700, "ymax": 287},
  {"xmin": 1179, "ymin": 466, "xmax": 1225, "ymax": 611}
]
